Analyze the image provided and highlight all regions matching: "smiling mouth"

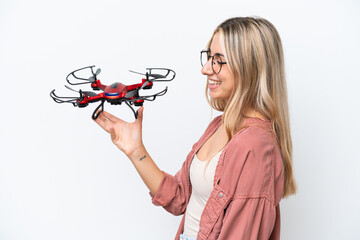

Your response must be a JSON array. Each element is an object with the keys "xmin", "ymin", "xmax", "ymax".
[{"xmin": 208, "ymin": 79, "xmax": 222, "ymax": 86}]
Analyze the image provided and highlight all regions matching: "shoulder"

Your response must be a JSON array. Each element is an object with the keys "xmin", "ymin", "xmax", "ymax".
[
  {"xmin": 223, "ymin": 125, "xmax": 276, "ymax": 173},
  {"xmin": 228, "ymin": 123, "xmax": 276, "ymax": 154},
  {"xmin": 221, "ymin": 124, "xmax": 280, "ymax": 196}
]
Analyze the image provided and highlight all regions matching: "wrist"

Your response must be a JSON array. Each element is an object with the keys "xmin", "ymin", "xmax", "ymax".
[{"xmin": 127, "ymin": 143, "xmax": 146, "ymax": 161}]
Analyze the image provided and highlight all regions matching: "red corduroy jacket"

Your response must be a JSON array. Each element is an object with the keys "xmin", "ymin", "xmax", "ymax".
[{"xmin": 149, "ymin": 115, "xmax": 284, "ymax": 240}]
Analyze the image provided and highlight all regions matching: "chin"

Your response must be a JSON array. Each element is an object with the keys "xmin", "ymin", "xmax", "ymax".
[{"xmin": 209, "ymin": 91, "xmax": 230, "ymax": 100}]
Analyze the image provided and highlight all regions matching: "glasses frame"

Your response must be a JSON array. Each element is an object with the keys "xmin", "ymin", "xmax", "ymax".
[{"xmin": 200, "ymin": 50, "xmax": 227, "ymax": 74}]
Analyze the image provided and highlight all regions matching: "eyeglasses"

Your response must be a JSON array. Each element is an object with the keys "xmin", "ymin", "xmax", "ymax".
[{"xmin": 200, "ymin": 50, "xmax": 227, "ymax": 74}]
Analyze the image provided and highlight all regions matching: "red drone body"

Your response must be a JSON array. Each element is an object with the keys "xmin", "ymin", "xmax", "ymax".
[{"xmin": 50, "ymin": 66, "xmax": 175, "ymax": 119}]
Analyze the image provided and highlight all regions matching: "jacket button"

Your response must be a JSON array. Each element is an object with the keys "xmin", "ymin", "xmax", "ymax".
[{"xmin": 219, "ymin": 192, "xmax": 223, "ymax": 198}]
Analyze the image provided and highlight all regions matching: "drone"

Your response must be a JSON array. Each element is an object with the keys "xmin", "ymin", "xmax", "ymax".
[{"xmin": 50, "ymin": 65, "xmax": 175, "ymax": 119}]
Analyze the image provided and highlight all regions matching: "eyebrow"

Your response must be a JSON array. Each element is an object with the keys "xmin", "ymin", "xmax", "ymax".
[{"xmin": 208, "ymin": 49, "xmax": 225, "ymax": 57}]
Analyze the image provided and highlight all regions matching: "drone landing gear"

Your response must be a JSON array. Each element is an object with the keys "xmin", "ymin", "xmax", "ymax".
[
  {"xmin": 92, "ymin": 100, "xmax": 141, "ymax": 120},
  {"xmin": 125, "ymin": 101, "xmax": 140, "ymax": 119},
  {"xmin": 92, "ymin": 100, "xmax": 105, "ymax": 120}
]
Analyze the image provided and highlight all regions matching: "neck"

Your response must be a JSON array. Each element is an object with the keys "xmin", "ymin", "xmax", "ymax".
[{"xmin": 243, "ymin": 109, "xmax": 268, "ymax": 120}]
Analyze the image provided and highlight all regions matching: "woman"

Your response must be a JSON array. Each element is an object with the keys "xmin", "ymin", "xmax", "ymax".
[{"xmin": 94, "ymin": 16, "xmax": 296, "ymax": 240}]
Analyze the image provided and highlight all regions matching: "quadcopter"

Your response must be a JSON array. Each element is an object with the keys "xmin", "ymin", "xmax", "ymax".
[{"xmin": 50, "ymin": 65, "xmax": 175, "ymax": 119}]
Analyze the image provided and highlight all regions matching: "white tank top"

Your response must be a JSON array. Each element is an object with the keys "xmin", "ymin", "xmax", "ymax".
[{"xmin": 183, "ymin": 149, "xmax": 223, "ymax": 237}]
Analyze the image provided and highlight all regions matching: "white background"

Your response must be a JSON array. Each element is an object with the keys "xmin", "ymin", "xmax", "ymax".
[{"xmin": 1, "ymin": 0, "xmax": 359, "ymax": 239}]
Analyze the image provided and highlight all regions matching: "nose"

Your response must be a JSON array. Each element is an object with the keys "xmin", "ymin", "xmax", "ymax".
[{"xmin": 201, "ymin": 59, "xmax": 213, "ymax": 76}]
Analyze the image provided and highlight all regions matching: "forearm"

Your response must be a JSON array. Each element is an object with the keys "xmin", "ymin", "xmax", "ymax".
[{"xmin": 127, "ymin": 144, "xmax": 164, "ymax": 196}]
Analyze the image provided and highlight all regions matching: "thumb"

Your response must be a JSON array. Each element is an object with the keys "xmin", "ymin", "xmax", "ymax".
[{"xmin": 136, "ymin": 107, "xmax": 144, "ymax": 124}]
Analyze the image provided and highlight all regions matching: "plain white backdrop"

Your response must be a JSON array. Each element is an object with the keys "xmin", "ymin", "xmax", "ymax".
[{"xmin": 1, "ymin": 0, "xmax": 359, "ymax": 239}]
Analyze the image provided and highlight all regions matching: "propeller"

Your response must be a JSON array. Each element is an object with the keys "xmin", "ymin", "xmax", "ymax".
[
  {"xmin": 128, "ymin": 70, "xmax": 166, "ymax": 91},
  {"xmin": 129, "ymin": 68, "xmax": 175, "ymax": 91},
  {"xmin": 128, "ymin": 71, "xmax": 150, "ymax": 90},
  {"xmin": 128, "ymin": 70, "xmax": 166, "ymax": 79},
  {"xmin": 125, "ymin": 89, "xmax": 138, "ymax": 98},
  {"xmin": 64, "ymin": 85, "xmax": 97, "ymax": 97},
  {"xmin": 66, "ymin": 66, "xmax": 102, "ymax": 85},
  {"xmin": 88, "ymin": 68, "xmax": 101, "ymax": 83}
]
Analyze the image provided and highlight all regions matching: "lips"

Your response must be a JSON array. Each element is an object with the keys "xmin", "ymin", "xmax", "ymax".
[
  {"xmin": 208, "ymin": 79, "xmax": 222, "ymax": 85},
  {"xmin": 208, "ymin": 79, "xmax": 222, "ymax": 90}
]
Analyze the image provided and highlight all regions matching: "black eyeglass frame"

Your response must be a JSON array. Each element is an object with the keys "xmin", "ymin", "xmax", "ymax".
[{"xmin": 200, "ymin": 50, "xmax": 227, "ymax": 74}]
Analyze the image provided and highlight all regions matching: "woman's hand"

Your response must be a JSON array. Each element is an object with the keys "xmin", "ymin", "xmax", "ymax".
[{"xmin": 93, "ymin": 107, "xmax": 144, "ymax": 157}]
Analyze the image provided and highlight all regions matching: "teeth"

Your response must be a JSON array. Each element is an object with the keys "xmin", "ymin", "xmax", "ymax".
[{"xmin": 208, "ymin": 79, "xmax": 221, "ymax": 85}]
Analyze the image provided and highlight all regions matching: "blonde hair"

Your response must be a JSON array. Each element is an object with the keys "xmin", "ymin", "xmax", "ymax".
[{"xmin": 203, "ymin": 16, "xmax": 296, "ymax": 198}]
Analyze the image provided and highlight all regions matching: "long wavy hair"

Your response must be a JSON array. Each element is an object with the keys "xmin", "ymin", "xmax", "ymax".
[{"xmin": 204, "ymin": 17, "xmax": 296, "ymax": 198}]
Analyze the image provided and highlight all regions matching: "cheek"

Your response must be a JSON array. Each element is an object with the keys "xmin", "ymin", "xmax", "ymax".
[{"xmin": 223, "ymin": 77, "xmax": 235, "ymax": 92}]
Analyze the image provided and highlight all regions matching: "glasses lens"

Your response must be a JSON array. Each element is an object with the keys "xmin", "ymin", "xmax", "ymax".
[
  {"xmin": 200, "ymin": 51, "xmax": 210, "ymax": 67},
  {"xmin": 212, "ymin": 55, "xmax": 222, "ymax": 74}
]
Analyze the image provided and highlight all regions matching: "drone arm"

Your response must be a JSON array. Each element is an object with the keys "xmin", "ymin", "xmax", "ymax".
[{"xmin": 91, "ymin": 79, "xmax": 107, "ymax": 91}]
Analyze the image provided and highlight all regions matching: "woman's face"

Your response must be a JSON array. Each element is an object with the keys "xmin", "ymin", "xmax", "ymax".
[{"xmin": 201, "ymin": 33, "xmax": 234, "ymax": 100}]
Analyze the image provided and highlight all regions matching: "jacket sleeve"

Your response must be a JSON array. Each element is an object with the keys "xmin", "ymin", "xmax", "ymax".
[
  {"xmin": 148, "ymin": 163, "xmax": 189, "ymax": 216},
  {"xmin": 217, "ymin": 197, "xmax": 278, "ymax": 240}
]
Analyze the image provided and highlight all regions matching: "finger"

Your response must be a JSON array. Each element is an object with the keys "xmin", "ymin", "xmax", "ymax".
[
  {"xmin": 93, "ymin": 113, "xmax": 112, "ymax": 133},
  {"xmin": 102, "ymin": 111, "xmax": 126, "ymax": 124}
]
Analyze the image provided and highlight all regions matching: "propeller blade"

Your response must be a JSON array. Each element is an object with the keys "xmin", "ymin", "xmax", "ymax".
[
  {"xmin": 88, "ymin": 76, "xmax": 95, "ymax": 82},
  {"xmin": 129, "ymin": 70, "xmax": 145, "ymax": 76},
  {"xmin": 82, "ymin": 91, "xmax": 98, "ymax": 97},
  {"xmin": 65, "ymin": 85, "xmax": 79, "ymax": 93},
  {"xmin": 125, "ymin": 89, "xmax": 137, "ymax": 98},
  {"xmin": 87, "ymin": 68, "xmax": 101, "ymax": 83},
  {"xmin": 64, "ymin": 85, "xmax": 96, "ymax": 97},
  {"xmin": 139, "ymin": 80, "xmax": 149, "ymax": 90},
  {"xmin": 129, "ymin": 70, "xmax": 164, "ymax": 79},
  {"xmin": 148, "ymin": 73, "xmax": 165, "ymax": 78}
]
